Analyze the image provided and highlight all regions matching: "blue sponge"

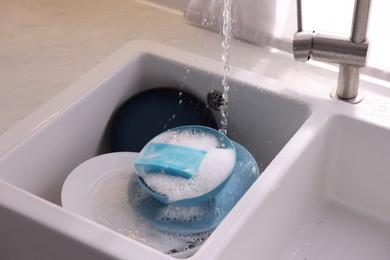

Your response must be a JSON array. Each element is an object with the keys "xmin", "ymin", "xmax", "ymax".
[{"xmin": 134, "ymin": 143, "xmax": 206, "ymax": 179}]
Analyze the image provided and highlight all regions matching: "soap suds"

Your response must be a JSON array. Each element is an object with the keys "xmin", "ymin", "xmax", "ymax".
[
  {"xmin": 138, "ymin": 129, "xmax": 236, "ymax": 202},
  {"xmin": 89, "ymin": 171, "xmax": 211, "ymax": 256}
]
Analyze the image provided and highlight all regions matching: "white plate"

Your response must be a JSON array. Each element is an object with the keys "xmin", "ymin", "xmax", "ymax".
[
  {"xmin": 61, "ymin": 152, "xmax": 138, "ymax": 218},
  {"xmin": 61, "ymin": 152, "xmax": 210, "ymax": 257}
]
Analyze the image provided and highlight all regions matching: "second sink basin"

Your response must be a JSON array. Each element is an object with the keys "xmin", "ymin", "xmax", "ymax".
[{"xmin": 218, "ymin": 114, "xmax": 390, "ymax": 260}]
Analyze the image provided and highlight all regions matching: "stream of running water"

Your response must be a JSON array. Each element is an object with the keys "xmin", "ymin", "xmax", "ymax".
[{"xmin": 219, "ymin": 0, "xmax": 233, "ymax": 135}]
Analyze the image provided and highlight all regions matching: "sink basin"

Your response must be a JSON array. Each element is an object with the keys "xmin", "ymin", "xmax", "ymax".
[
  {"xmin": 0, "ymin": 40, "xmax": 311, "ymax": 259},
  {"xmin": 218, "ymin": 114, "xmax": 390, "ymax": 260},
  {"xmin": 0, "ymin": 43, "xmax": 310, "ymax": 206}
]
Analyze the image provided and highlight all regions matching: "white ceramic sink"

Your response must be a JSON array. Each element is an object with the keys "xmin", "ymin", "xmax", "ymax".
[
  {"xmin": 0, "ymin": 40, "xmax": 389, "ymax": 259},
  {"xmin": 219, "ymin": 114, "xmax": 390, "ymax": 260}
]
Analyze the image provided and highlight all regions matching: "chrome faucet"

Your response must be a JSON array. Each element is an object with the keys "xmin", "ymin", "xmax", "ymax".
[{"xmin": 293, "ymin": 0, "xmax": 371, "ymax": 103}]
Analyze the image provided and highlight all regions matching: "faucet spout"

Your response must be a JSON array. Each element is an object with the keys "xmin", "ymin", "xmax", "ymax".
[{"xmin": 293, "ymin": 0, "xmax": 371, "ymax": 104}]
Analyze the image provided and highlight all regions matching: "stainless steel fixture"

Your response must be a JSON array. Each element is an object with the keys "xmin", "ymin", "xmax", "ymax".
[{"xmin": 293, "ymin": 0, "xmax": 371, "ymax": 103}]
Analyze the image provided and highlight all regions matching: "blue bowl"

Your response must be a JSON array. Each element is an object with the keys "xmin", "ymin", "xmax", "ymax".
[
  {"xmin": 130, "ymin": 141, "xmax": 260, "ymax": 234},
  {"xmin": 134, "ymin": 125, "xmax": 236, "ymax": 207}
]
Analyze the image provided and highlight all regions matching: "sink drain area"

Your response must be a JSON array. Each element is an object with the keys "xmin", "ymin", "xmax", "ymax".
[{"xmin": 207, "ymin": 90, "xmax": 224, "ymax": 111}]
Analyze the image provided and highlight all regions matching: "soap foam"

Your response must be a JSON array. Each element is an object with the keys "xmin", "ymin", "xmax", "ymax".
[
  {"xmin": 89, "ymin": 171, "xmax": 210, "ymax": 256},
  {"xmin": 152, "ymin": 129, "xmax": 221, "ymax": 151},
  {"xmin": 139, "ymin": 130, "xmax": 235, "ymax": 202},
  {"xmin": 156, "ymin": 201, "xmax": 213, "ymax": 223}
]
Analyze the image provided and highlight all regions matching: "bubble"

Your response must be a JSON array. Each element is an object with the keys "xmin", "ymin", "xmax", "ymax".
[{"xmin": 156, "ymin": 202, "xmax": 211, "ymax": 223}]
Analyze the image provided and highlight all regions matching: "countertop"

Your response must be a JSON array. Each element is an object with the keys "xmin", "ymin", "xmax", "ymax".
[
  {"xmin": 0, "ymin": 0, "xmax": 201, "ymax": 134},
  {"xmin": 2, "ymin": 0, "xmax": 390, "ymax": 136}
]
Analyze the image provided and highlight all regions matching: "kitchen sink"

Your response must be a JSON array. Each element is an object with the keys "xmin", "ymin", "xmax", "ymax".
[{"xmin": 1, "ymin": 40, "xmax": 388, "ymax": 259}]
